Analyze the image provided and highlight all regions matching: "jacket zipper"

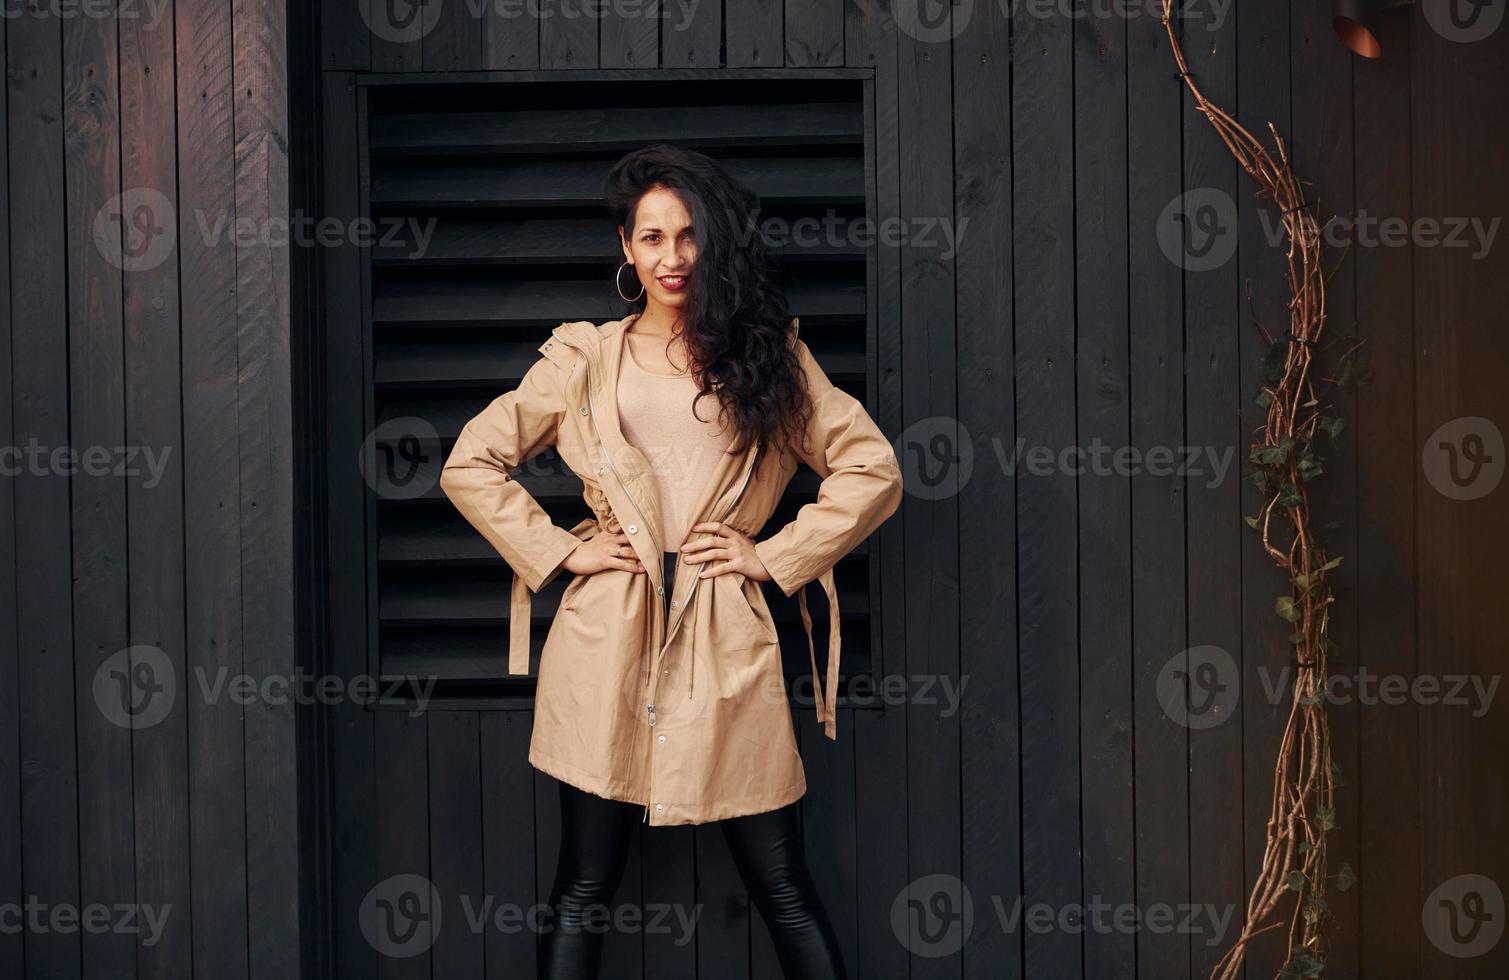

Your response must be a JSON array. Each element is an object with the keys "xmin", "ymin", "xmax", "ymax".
[
  {"xmin": 551, "ymin": 327, "xmax": 664, "ymax": 721},
  {"xmin": 551, "ymin": 325, "xmax": 761, "ymax": 824}
]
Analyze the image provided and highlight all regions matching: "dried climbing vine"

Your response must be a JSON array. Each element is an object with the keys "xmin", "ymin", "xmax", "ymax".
[{"xmin": 1159, "ymin": 4, "xmax": 1361, "ymax": 978}]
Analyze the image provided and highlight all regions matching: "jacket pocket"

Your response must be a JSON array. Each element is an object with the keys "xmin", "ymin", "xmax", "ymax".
[
  {"xmin": 559, "ymin": 572, "xmax": 588, "ymax": 613},
  {"xmin": 717, "ymin": 572, "xmax": 780, "ymax": 647}
]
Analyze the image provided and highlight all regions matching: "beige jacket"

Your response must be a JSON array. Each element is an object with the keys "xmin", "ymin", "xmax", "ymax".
[{"xmin": 439, "ymin": 314, "xmax": 903, "ymax": 824}]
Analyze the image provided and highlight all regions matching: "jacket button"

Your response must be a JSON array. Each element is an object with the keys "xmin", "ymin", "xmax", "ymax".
[
  {"xmin": 656, "ymin": 585, "xmax": 663, "ymax": 595},
  {"xmin": 655, "ymin": 803, "xmax": 664, "ymax": 812},
  {"xmin": 657, "ymin": 734, "xmax": 666, "ymax": 743},
  {"xmin": 579, "ymin": 406, "xmax": 588, "ymax": 415},
  {"xmin": 669, "ymin": 599, "xmax": 677, "ymax": 607},
  {"xmin": 627, "ymin": 524, "xmax": 637, "ymax": 534},
  {"xmin": 597, "ymin": 466, "xmax": 604, "ymax": 475}
]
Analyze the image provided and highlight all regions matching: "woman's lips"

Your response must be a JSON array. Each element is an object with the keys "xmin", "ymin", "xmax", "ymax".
[{"xmin": 657, "ymin": 275, "xmax": 687, "ymax": 292}]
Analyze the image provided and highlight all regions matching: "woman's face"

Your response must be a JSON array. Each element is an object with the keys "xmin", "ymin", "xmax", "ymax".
[{"xmin": 619, "ymin": 185, "xmax": 697, "ymax": 314}]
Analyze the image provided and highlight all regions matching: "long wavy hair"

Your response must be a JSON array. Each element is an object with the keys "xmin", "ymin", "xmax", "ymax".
[{"xmin": 603, "ymin": 144, "xmax": 814, "ymax": 467}]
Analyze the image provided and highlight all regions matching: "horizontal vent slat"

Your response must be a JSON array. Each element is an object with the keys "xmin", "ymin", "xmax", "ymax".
[
  {"xmin": 371, "ymin": 156, "xmax": 865, "ymax": 209},
  {"xmin": 372, "ymin": 278, "xmax": 866, "ymax": 328},
  {"xmin": 370, "ymin": 103, "xmax": 863, "ymax": 157},
  {"xmin": 372, "ymin": 216, "xmax": 865, "ymax": 267}
]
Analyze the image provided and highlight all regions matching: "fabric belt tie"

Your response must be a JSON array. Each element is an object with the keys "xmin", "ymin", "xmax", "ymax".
[
  {"xmin": 797, "ymin": 566, "xmax": 841, "ymax": 741},
  {"xmin": 509, "ymin": 526, "xmax": 843, "ymax": 744}
]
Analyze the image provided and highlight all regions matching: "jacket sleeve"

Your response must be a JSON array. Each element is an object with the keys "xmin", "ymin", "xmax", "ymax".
[
  {"xmin": 439, "ymin": 353, "xmax": 586, "ymax": 594},
  {"xmin": 753, "ymin": 339, "xmax": 904, "ymax": 597}
]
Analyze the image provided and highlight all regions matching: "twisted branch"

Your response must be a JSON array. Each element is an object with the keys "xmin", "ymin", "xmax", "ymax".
[{"xmin": 1159, "ymin": 5, "xmax": 1359, "ymax": 977}]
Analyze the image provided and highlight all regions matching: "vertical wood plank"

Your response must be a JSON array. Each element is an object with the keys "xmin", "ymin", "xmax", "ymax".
[
  {"xmin": 179, "ymin": 0, "xmax": 252, "ymax": 974},
  {"xmin": 661, "ymin": 0, "xmax": 720, "ymax": 68},
  {"xmin": 63, "ymin": 6, "xmax": 136, "ymax": 980},
  {"xmin": 323, "ymin": 0, "xmax": 372, "ymax": 70},
  {"xmin": 323, "ymin": 69, "xmax": 378, "ymax": 980},
  {"xmin": 1412, "ymin": 7, "xmax": 1509, "ymax": 977},
  {"xmin": 1127, "ymin": 9, "xmax": 1190, "ymax": 979},
  {"xmin": 540, "ymin": 0, "xmax": 599, "ymax": 69},
  {"xmin": 120, "ymin": 2, "xmax": 194, "ymax": 977},
  {"xmin": 482, "ymin": 712, "xmax": 538, "ymax": 977},
  {"xmin": 370, "ymin": 0, "xmax": 424, "ymax": 71},
  {"xmin": 429, "ymin": 711, "xmax": 485, "ymax": 977},
  {"xmin": 9, "ymin": 9, "xmax": 83, "ymax": 978},
  {"xmin": 950, "ymin": 0, "xmax": 1018, "ymax": 976},
  {"xmin": 847, "ymin": 7, "xmax": 914, "ymax": 974},
  {"xmin": 1074, "ymin": 5, "xmax": 1135, "ymax": 977},
  {"xmin": 232, "ymin": 0, "xmax": 302, "ymax": 971},
  {"xmin": 485, "ymin": 0, "xmax": 541, "ymax": 69},
  {"xmin": 376, "ymin": 713, "xmax": 431, "ymax": 980},
  {"xmin": 426, "ymin": 0, "xmax": 485, "ymax": 71},
  {"xmin": 0, "ymin": 10, "xmax": 22, "ymax": 974},
  {"xmin": 1013, "ymin": 3, "xmax": 1081, "ymax": 976},
  {"xmin": 601, "ymin": 0, "xmax": 658, "ymax": 68},
  {"xmin": 785, "ymin": 0, "xmax": 842, "ymax": 67},
  {"xmin": 726, "ymin": 0, "xmax": 781, "ymax": 68},
  {"xmin": 1353, "ymin": 13, "xmax": 1420, "ymax": 979},
  {"xmin": 897, "ymin": 4, "xmax": 961, "ymax": 980},
  {"xmin": 1181, "ymin": 2, "xmax": 1244, "ymax": 976}
]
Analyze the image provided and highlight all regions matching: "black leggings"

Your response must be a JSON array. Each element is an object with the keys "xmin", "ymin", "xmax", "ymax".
[{"xmin": 537, "ymin": 778, "xmax": 848, "ymax": 979}]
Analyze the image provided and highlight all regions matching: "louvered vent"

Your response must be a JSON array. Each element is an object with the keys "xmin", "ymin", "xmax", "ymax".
[{"xmin": 361, "ymin": 77, "xmax": 876, "ymax": 700}]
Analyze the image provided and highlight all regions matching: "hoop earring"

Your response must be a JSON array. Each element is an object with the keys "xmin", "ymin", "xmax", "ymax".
[{"xmin": 615, "ymin": 262, "xmax": 645, "ymax": 302}]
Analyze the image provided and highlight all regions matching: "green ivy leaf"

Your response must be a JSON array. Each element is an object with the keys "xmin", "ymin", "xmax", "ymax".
[
  {"xmin": 1276, "ymin": 596, "xmax": 1302, "ymax": 623},
  {"xmin": 1259, "ymin": 338, "xmax": 1289, "ymax": 386},
  {"xmin": 1286, "ymin": 869, "xmax": 1307, "ymax": 892},
  {"xmin": 1316, "ymin": 806, "xmax": 1337, "ymax": 832},
  {"xmin": 1337, "ymin": 863, "xmax": 1357, "ymax": 892}
]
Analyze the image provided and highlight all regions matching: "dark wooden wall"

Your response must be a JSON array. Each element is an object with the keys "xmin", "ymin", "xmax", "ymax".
[
  {"xmin": 2, "ymin": 0, "xmax": 313, "ymax": 978},
  {"xmin": 3, "ymin": 1, "xmax": 1506, "ymax": 979},
  {"xmin": 310, "ymin": 4, "xmax": 1508, "ymax": 979}
]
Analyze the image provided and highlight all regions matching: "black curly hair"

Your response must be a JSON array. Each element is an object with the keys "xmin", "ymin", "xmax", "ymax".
[{"xmin": 603, "ymin": 143, "xmax": 815, "ymax": 468}]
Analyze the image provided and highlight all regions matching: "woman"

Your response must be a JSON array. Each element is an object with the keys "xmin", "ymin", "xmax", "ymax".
[{"xmin": 440, "ymin": 144, "xmax": 903, "ymax": 979}]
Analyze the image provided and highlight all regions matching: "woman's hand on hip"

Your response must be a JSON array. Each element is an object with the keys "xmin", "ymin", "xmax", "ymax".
[
  {"xmin": 562, "ymin": 515, "xmax": 646, "ymax": 576},
  {"xmin": 679, "ymin": 521, "xmax": 773, "ymax": 581}
]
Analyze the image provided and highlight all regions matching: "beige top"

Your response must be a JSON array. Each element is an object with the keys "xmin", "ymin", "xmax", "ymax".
[{"xmin": 615, "ymin": 333, "xmax": 736, "ymax": 552}]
